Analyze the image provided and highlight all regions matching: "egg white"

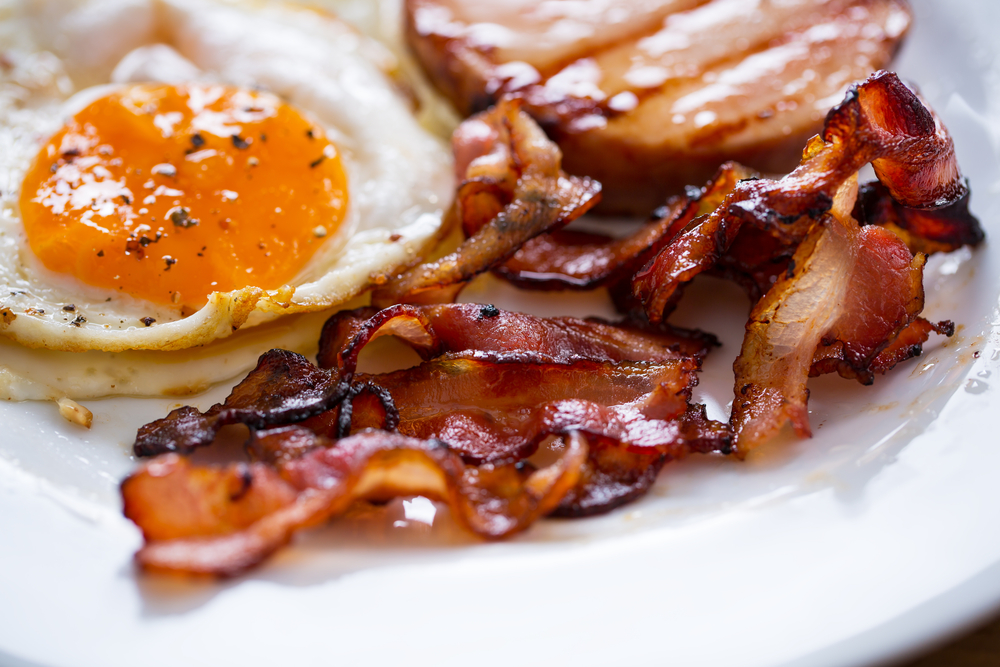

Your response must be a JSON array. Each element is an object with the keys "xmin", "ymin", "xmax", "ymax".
[
  {"xmin": 0, "ymin": 0, "xmax": 455, "ymax": 399},
  {"xmin": 0, "ymin": 0, "xmax": 453, "ymax": 353}
]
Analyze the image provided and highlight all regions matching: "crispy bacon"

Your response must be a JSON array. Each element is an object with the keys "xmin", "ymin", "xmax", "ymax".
[
  {"xmin": 125, "ymin": 300, "xmax": 732, "ymax": 574},
  {"xmin": 302, "ymin": 354, "xmax": 703, "ymax": 462},
  {"xmin": 811, "ymin": 316, "xmax": 954, "ymax": 381},
  {"xmin": 317, "ymin": 302, "xmax": 717, "ymax": 370},
  {"xmin": 492, "ymin": 199, "xmax": 691, "ymax": 292},
  {"xmin": 633, "ymin": 71, "xmax": 982, "ymax": 323},
  {"xmin": 133, "ymin": 350, "xmax": 349, "ymax": 457},
  {"xmin": 311, "ymin": 304, "xmax": 729, "ymax": 510},
  {"xmin": 371, "ymin": 99, "xmax": 600, "ymax": 307},
  {"xmin": 492, "ymin": 164, "xmax": 748, "ymax": 294},
  {"xmin": 123, "ymin": 430, "xmax": 588, "ymax": 576},
  {"xmin": 308, "ymin": 303, "xmax": 725, "ymax": 462},
  {"xmin": 730, "ymin": 177, "xmax": 932, "ymax": 453},
  {"xmin": 853, "ymin": 180, "xmax": 984, "ymax": 254},
  {"xmin": 134, "ymin": 303, "xmax": 721, "ymax": 460}
]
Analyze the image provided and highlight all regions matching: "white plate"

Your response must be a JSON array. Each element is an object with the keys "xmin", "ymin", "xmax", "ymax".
[{"xmin": 2, "ymin": 1, "xmax": 999, "ymax": 665}]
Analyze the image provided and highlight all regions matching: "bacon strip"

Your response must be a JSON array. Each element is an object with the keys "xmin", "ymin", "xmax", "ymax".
[
  {"xmin": 371, "ymin": 99, "xmax": 600, "ymax": 307},
  {"xmin": 853, "ymin": 180, "xmax": 984, "ymax": 254},
  {"xmin": 811, "ymin": 316, "xmax": 954, "ymax": 381},
  {"xmin": 302, "ymin": 353, "xmax": 703, "ymax": 462},
  {"xmin": 492, "ymin": 198, "xmax": 693, "ymax": 292},
  {"xmin": 317, "ymin": 302, "xmax": 717, "ymax": 370},
  {"xmin": 123, "ymin": 430, "xmax": 587, "ymax": 576},
  {"xmin": 493, "ymin": 162, "xmax": 751, "ymax": 295},
  {"xmin": 634, "ymin": 71, "xmax": 982, "ymax": 323},
  {"xmin": 133, "ymin": 349, "xmax": 349, "ymax": 457},
  {"xmin": 310, "ymin": 304, "xmax": 729, "ymax": 510},
  {"xmin": 730, "ymin": 177, "xmax": 932, "ymax": 453},
  {"xmin": 632, "ymin": 162, "xmax": 757, "ymax": 318}
]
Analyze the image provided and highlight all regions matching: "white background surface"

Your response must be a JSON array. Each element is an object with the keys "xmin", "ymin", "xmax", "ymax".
[{"xmin": 2, "ymin": 0, "xmax": 1000, "ymax": 665}]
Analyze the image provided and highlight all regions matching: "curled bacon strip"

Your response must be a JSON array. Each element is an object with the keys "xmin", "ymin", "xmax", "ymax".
[
  {"xmin": 318, "ymin": 302, "xmax": 717, "ymax": 370},
  {"xmin": 492, "ymin": 163, "xmax": 750, "ymax": 295},
  {"xmin": 730, "ymin": 176, "xmax": 932, "ymax": 453},
  {"xmin": 133, "ymin": 350, "xmax": 349, "ymax": 457},
  {"xmin": 306, "ymin": 304, "xmax": 725, "ymax": 463},
  {"xmin": 634, "ymin": 71, "xmax": 982, "ymax": 323},
  {"xmin": 853, "ymin": 180, "xmax": 984, "ymax": 254},
  {"xmin": 811, "ymin": 317, "xmax": 954, "ymax": 382},
  {"xmin": 319, "ymin": 304, "xmax": 728, "ymax": 505},
  {"xmin": 371, "ymin": 98, "xmax": 600, "ymax": 307},
  {"xmin": 123, "ymin": 430, "xmax": 588, "ymax": 576},
  {"xmin": 304, "ymin": 354, "xmax": 704, "ymax": 463}
]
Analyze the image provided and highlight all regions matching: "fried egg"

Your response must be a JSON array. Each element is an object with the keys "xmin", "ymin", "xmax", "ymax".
[{"xmin": 0, "ymin": 0, "xmax": 453, "ymax": 399}]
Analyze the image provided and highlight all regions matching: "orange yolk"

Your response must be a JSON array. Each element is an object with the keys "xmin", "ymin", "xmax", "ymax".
[{"xmin": 19, "ymin": 83, "xmax": 348, "ymax": 309}]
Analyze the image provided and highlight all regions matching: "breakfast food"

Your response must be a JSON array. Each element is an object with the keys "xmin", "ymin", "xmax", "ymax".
[
  {"xmin": 120, "ymin": 69, "xmax": 983, "ymax": 574},
  {"xmin": 0, "ymin": 0, "xmax": 983, "ymax": 580},
  {"xmin": 0, "ymin": 0, "xmax": 452, "ymax": 359},
  {"xmin": 124, "ymin": 303, "xmax": 729, "ymax": 574},
  {"xmin": 404, "ymin": 0, "xmax": 912, "ymax": 212}
]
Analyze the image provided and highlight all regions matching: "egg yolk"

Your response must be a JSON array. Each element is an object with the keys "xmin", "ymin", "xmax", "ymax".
[{"xmin": 19, "ymin": 83, "xmax": 348, "ymax": 309}]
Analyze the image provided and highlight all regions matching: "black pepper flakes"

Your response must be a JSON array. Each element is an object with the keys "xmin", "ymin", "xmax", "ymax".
[
  {"xmin": 96, "ymin": 250, "xmax": 104, "ymax": 257},
  {"xmin": 306, "ymin": 128, "xmax": 315, "ymax": 139},
  {"xmin": 309, "ymin": 155, "xmax": 325, "ymax": 168},
  {"xmin": 169, "ymin": 206, "xmax": 199, "ymax": 228},
  {"xmin": 231, "ymin": 134, "xmax": 252, "ymax": 150},
  {"xmin": 190, "ymin": 133, "xmax": 205, "ymax": 149},
  {"xmin": 477, "ymin": 304, "xmax": 500, "ymax": 320},
  {"xmin": 141, "ymin": 317, "xmax": 156, "ymax": 327},
  {"xmin": 164, "ymin": 256, "xmax": 177, "ymax": 271},
  {"xmin": 62, "ymin": 304, "xmax": 76, "ymax": 312},
  {"xmin": 70, "ymin": 315, "xmax": 86, "ymax": 327}
]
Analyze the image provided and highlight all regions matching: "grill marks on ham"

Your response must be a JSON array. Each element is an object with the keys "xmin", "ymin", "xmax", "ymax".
[
  {"xmin": 405, "ymin": 0, "xmax": 912, "ymax": 213},
  {"xmin": 124, "ymin": 304, "xmax": 729, "ymax": 575}
]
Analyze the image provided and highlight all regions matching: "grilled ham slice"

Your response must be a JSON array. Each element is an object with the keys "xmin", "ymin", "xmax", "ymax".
[{"xmin": 405, "ymin": 0, "xmax": 912, "ymax": 213}]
